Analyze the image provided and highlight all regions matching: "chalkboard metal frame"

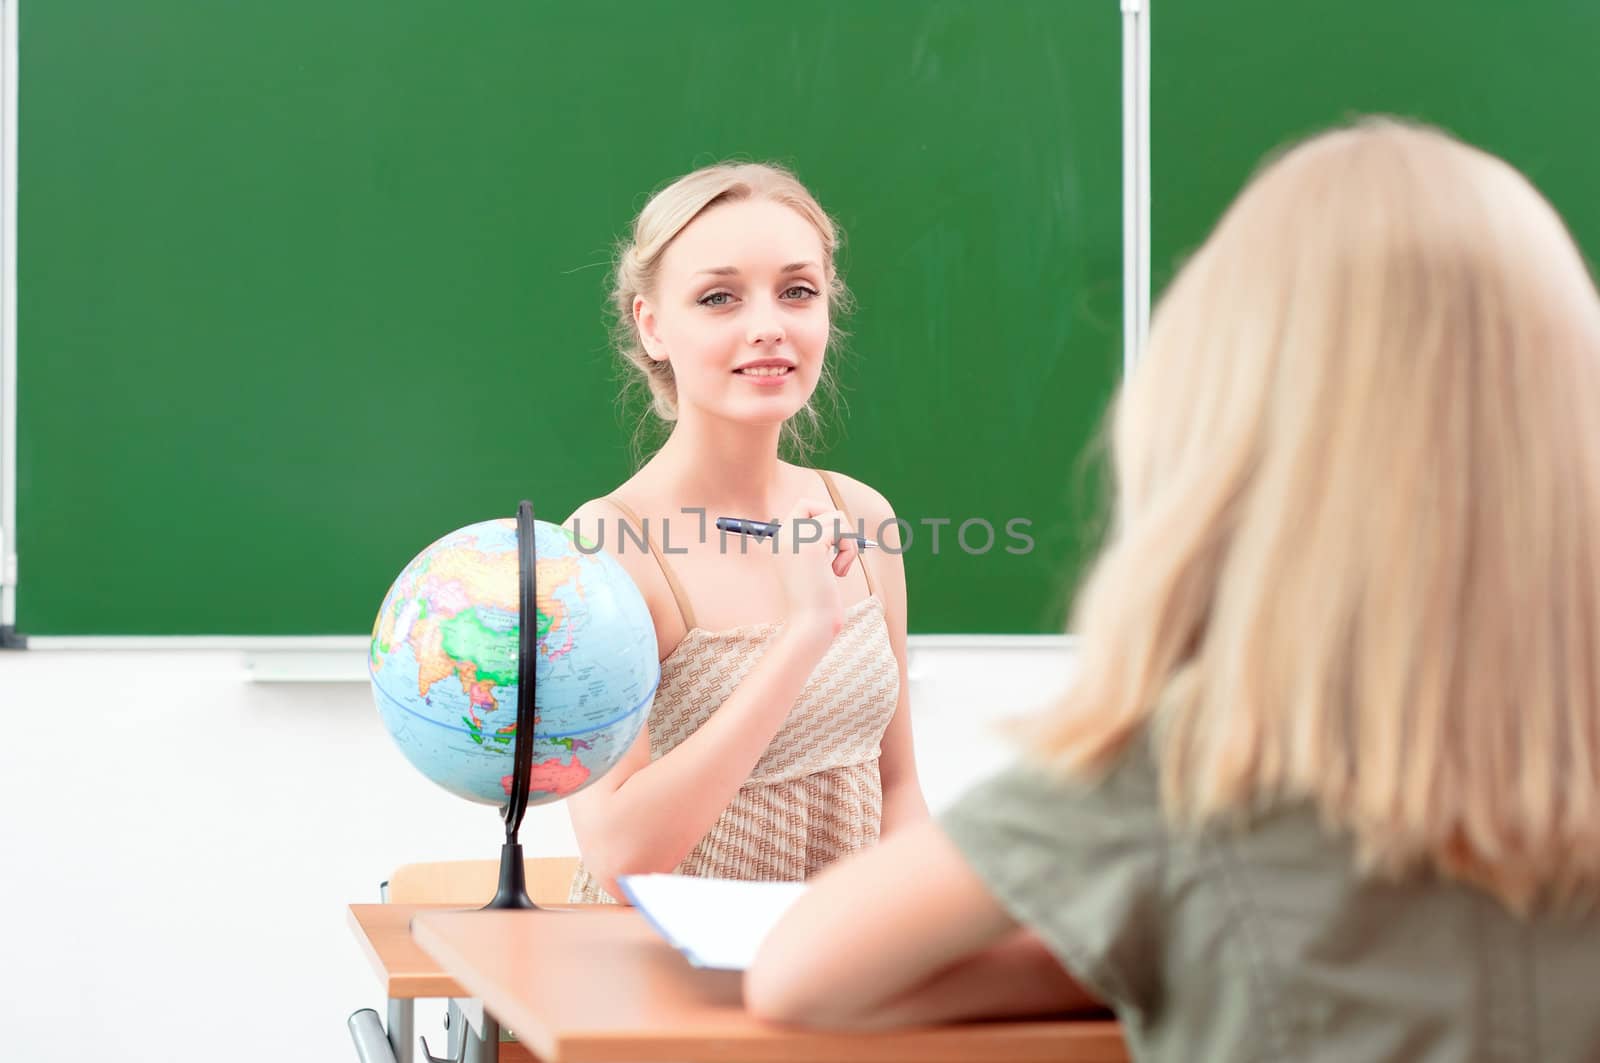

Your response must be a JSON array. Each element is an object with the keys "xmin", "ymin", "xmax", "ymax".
[
  {"xmin": 1122, "ymin": 0, "xmax": 1152, "ymax": 372},
  {"xmin": 0, "ymin": 0, "xmax": 20, "ymax": 648}
]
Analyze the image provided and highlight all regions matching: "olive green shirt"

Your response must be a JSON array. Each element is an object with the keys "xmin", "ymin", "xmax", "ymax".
[{"xmin": 939, "ymin": 739, "xmax": 1600, "ymax": 1062}]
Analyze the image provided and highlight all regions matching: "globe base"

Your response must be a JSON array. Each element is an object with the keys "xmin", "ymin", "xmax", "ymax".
[{"xmin": 482, "ymin": 841, "xmax": 541, "ymax": 911}]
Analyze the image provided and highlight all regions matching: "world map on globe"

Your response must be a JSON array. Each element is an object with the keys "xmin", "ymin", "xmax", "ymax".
[{"xmin": 369, "ymin": 517, "xmax": 659, "ymax": 807}]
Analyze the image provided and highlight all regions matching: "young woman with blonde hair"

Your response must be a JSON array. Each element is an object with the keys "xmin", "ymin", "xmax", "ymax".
[
  {"xmin": 562, "ymin": 162, "xmax": 927, "ymax": 903},
  {"xmin": 748, "ymin": 119, "xmax": 1600, "ymax": 1060}
]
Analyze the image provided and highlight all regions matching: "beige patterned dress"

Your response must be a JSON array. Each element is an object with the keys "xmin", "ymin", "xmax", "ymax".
[{"xmin": 568, "ymin": 471, "xmax": 900, "ymax": 904}]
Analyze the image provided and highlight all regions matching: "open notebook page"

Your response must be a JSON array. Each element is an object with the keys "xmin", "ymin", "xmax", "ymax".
[{"xmin": 618, "ymin": 873, "xmax": 809, "ymax": 971}]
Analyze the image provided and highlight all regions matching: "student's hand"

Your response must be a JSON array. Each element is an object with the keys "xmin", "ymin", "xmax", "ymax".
[{"xmin": 774, "ymin": 498, "xmax": 859, "ymax": 639}]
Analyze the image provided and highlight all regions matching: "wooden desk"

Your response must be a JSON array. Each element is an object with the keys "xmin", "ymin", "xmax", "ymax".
[
  {"xmin": 410, "ymin": 905, "xmax": 1129, "ymax": 1063},
  {"xmin": 351, "ymin": 904, "xmax": 551, "ymax": 1062},
  {"xmin": 350, "ymin": 903, "xmax": 470, "ymax": 1000}
]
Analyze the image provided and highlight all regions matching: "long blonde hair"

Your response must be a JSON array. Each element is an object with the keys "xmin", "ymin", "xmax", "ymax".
[
  {"xmin": 1040, "ymin": 118, "xmax": 1600, "ymax": 909},
  {"xmin": 609, "ymin": 161, "xmax": 851, "ymax": 464}
]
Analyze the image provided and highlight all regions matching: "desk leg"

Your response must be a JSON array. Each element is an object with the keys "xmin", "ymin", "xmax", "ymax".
[
  {"xmin": 387, "ymin": 998, "xmax": 414, "ymax": 1063},
  {"xmin": 461, "ymin": 1010, "xmax": 499, "ymax": 1063},
  {"xmin": 447, "ymin": 997, "xmax": 501, "ymax": 1063},
  {"xmin": 450, "ymin": 998, "xmax": 502, "ymax": 1063}
]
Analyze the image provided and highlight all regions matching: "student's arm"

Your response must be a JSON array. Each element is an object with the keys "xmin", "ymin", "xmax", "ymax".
[
  {"xmin": 832, "ymin": 474, "xmax": 928, "ymax": 835},
  {"xmin": 569, "ymin": 625, "xmax": 832, "ymax": 898},
  {"xmin": 563, "ymin": 498, "xmax": 858, "ymax": 900},
  {"xmin": 745, "ymin": 818, "xmax": 1097, "ymax": 1028}
]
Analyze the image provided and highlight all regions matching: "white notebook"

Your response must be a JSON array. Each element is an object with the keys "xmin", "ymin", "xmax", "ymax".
[{"xmin": 618, "ymin": 873, "xmax": 808, "ymax": 971}]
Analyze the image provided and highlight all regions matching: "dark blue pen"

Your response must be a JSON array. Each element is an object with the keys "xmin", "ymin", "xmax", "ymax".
[{"xmin": 715, "ymin": 517, "xmax": 878, "ymax": 550}]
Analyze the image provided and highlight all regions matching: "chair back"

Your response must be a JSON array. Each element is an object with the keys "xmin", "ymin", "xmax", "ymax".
[{"xmin": 384, "ymin": 856, "xmax": 580, "ymax": 906}]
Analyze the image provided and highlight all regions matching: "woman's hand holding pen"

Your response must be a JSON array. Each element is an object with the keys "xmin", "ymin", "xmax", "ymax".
[{"xmin": 775, "ymin": 499, "xmax": 860, "ymax": 640}]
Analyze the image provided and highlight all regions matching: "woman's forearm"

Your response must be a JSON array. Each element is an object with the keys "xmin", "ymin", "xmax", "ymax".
[
  {"xmin": 790, "ymin": 929, "xmax": 1097, "ymax": 1030},
  {"xmin": 582, "ymin": 623, "xmax": 835, "ymax": 892}
]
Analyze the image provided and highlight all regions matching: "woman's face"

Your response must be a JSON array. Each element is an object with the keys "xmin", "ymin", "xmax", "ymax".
[{"xmin": 637, "ymin": 198, "xmax": 830, "ymax": 428}]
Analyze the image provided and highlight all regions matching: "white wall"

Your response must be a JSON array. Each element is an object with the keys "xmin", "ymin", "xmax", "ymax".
[{"xmin": 0, "ymin": 640, "xmax": 1072, "ymax": 1062}]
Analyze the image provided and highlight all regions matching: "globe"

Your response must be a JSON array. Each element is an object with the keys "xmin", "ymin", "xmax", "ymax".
[{"xmin": 369, "ymin": 517, "xmax": 659, "ymax": 807}]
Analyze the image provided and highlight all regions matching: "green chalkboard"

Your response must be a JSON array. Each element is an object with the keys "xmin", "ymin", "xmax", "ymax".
[
  {"xmin": 19, "ymin": 3, "xmax": 1597, "ymax": 637},
  {"xmin": 1152, "ymin": 3, "xmax": 1600, "ymax": 309},
  {"xmin": 17, "ymin": 1, "xmax": 1122, "ymax": 636}
]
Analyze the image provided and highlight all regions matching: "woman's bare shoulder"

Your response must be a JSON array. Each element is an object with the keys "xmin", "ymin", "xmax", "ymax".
[{"xmin": 815, "ymin": 468, "xmax": 897, "ymax": 525}]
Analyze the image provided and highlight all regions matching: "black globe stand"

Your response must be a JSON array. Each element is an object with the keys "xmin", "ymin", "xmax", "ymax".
[
  {"xmin": 485, "ymin": 839, "xmax": 537, "ymax": 911},
  {"xmin": 483, "ymin": 500, "xmax": 544, "ymax": 911}
]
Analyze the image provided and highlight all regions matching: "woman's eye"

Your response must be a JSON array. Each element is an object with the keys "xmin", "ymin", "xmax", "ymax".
[
  {"xmin": 782, "ymin": 285, "xmax": 820, "ymax": 301},
  {"xmin": 697, "ymin": 291, "xmax": 735, "ymax": 307}
]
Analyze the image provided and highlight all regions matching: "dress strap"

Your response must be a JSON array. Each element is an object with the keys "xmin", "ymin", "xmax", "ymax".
[
  {"xmin": 815, "ymin": 470, "xmax": 877, "ymax": 597},
  {"xmin": 603, "ymin": 496, "xmax": 698, "ymax": 632}
]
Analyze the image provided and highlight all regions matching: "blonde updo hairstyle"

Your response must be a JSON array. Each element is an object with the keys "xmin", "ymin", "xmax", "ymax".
[{"xmin": 610, "ymin": 162, "xmax": 851, "ymax": 462}]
